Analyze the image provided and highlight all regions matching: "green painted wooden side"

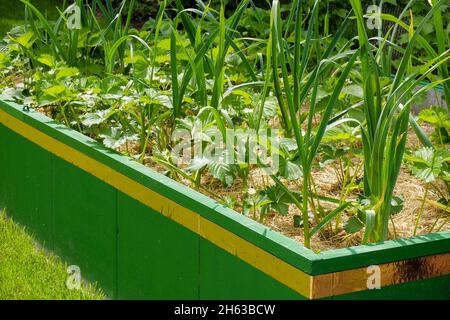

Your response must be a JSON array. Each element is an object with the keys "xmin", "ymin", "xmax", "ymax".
[
  {"xmin": 1, "ymin": 125, "xmax": 54, "ymax": 248},
  {"xmin": 198, "ymin": 239, "xmax": 303, "ymax": 299},
  {"xmin": 52, "ymin": 157, "xmax": 118, "ymax": 298},
  {"xmin": 117, "ymin": 192, "xmax": 200, "ymax": 299},
  {"xmin": 1, "ymin": 99, "xmax": 450, "ymax": 299}
]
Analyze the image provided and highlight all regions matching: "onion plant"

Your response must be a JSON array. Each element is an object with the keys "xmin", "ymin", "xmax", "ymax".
[
  {"xmin": 349, "ymin": 0, "xmax": 450, "ymax": 243},
  {"xmin": 375, "ymin": 0, "xmax": 449, "ymax": 145},
  {"xmin": 268, "ymin": 0, "xmax": 357, "ymax": 248},
  {"xmin": 171, "ymin": 0, "xmax": 257, "ymax": 112},
  {"xmin": 429, "ymin": 0, "xmax": 450, "ymax": 114}
]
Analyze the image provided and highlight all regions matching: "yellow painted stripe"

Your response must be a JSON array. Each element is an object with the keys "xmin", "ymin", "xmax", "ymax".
[{"xmin": 0, "ymin": 108, "xmax": 312, "ymax": 297}]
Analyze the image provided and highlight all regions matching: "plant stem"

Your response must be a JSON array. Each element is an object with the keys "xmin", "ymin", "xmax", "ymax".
[
  {"xmin": 302, "ymin": 170, "xmax": 311, "ymax": 248},
  {"xmin": 413, "ymin": 185, "xmax": 429, "ymax": 236},
  {"xmin": 390, "ymin": 216, "xmax": 397, "ymax": 240}
]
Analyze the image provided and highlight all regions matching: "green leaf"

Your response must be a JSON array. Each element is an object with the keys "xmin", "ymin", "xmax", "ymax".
[
  {"xmin": 344, "ymin": 216, "xmax": 364, "ymax": 234},
  {"xmin": 262, "ymin": 96, "xmax": 277, "ymax": 118},
  {"xmin": 208, "ymin": 161, "xmax": 235, "ymax": 186},
  {"xmin": 271, "ymin": 203, "xmax": 289, "ymax": 216},
  {"xmin": 362, "ymin": 209, "xmax": 376, "ymax": 244},
  {"xmin": 37, "ymin": 54, "xmax": 55, "ymax": 67},
  {"xmin": 261, "ymin": 185, "xmax": 291, "ymax": 216},
  {"xmin": 405, "ymin": 147, "xmax": 449, "ymax": 183},
  {"xmin": 9, "ymin": 31, "xmax": 36, "ymax": 49},
  {"xmin": 157, "ymin": 38, "xmax": 171, "ymax": 50},
  {"xmin": 0, "ymin": 52, "xmax": 11, "ymax": 68},
  {"xmin": 43, "ymin": 85, "xmax": 66, "ymax": 97},
  {"xmin": 143, "ymin": 89, "xmax": 173, "ymax": 109},
  {"xmin": 322, "ymin": 125, "xmax": 355, "ymax": 143},
  {"xmin": 100, "ymin": 127, "xmax": 139, "ymax": 149},
  {"xmin": 342, "ymin": 84, "xmax": 364, "ymax": 99},
  {"xmin": 310, "ymin": 202, "xmax": 351, "ymax": 237},
  {"xmin": 187, "ymin": 157, "xmax": 209, "ymax": 172},
  {"xmin": 279, "ymin": 157, "xmax": 303, "ymax": 180},
  {"xmin": 390, "ymin": 196, "xmax": 404, "ymax": 215},
  {"xmin": 231, "ymin": 89, "xmax": 253, "ymax": 105},
  {"xmin": 418, "ymin": 107, "xmax": 450, "ymax": 130},
  {"xmin": 56, "ymin": 67, "xmax": 79, "ymax": 80},
  {"xmin": 0, "ymin": 87, "xmax": 24, "ymax": 102},
  {"xmin": 278, "ymin": 138, "xmax": 298, "ymax": 153},
  {"xmin": 81, "ymin": 109, "xmax": 112, "ymax": 127}
]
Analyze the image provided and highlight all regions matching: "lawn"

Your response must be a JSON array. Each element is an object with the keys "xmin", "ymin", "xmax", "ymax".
[
  {"xmin": 0, "ymin": 209, "xmax": 105, "ymax": 299},
  {"xmin": 0, "ymin": 0, "xmax": 62, "ymax": 36}
]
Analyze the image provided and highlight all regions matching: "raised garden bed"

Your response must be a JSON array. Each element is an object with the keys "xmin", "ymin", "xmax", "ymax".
[
  {"xmin": 1, "ymin": 0, "xmax": 450, "ymax": 299},
  {"xmin": 1, "ymin": 99, "xmax": 449, "ymax": 299}
]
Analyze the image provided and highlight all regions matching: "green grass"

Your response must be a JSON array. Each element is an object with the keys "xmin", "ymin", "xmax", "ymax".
[
  {"xmin": 0, "ymin": 0, "xmax": 62, "ymax": 36},
  {"xmin": 0, "ymin": 209, "xmax": 105, "ymax": 300}
]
